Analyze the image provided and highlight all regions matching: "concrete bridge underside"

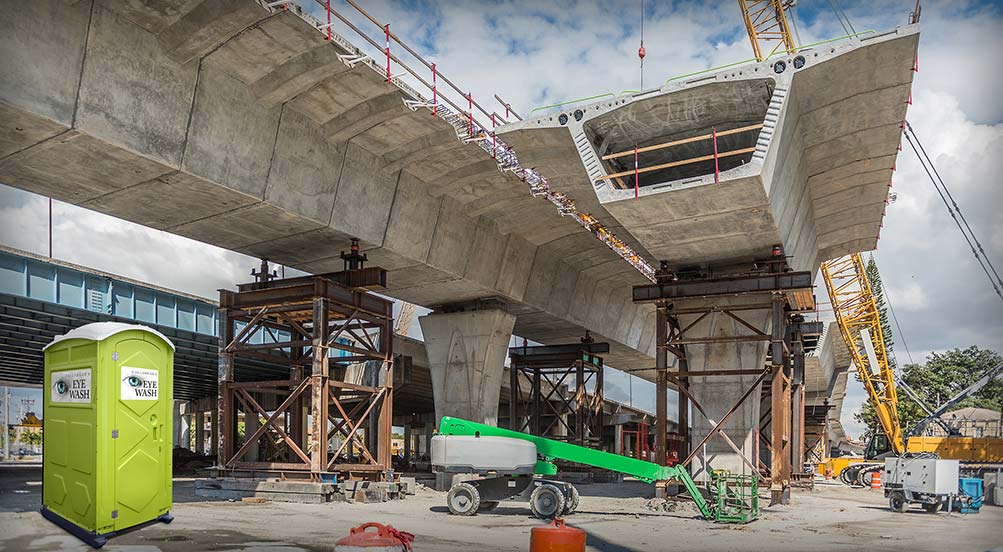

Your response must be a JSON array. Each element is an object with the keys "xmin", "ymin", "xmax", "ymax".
[
  {"xmin": 0, "ymin": 0, "xmax": 658, "ymax": 371},
  {"xmin": 1, "ymin": 1, "xmax": 910, "ymax": 476}
]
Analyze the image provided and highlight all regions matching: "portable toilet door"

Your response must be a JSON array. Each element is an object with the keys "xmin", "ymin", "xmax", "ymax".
[{"xmin": 42, "ymin": 322, "xmax": 175, "ymax": 548}]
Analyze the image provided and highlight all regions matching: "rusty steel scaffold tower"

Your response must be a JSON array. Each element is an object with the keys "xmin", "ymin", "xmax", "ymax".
[
  {"xmin": 216, "ymin": 250, "xmax": 394, "ymax": 480},
  {"xmin": 508, "ymin": 336, "xmax": 607, "ymax": 448}
]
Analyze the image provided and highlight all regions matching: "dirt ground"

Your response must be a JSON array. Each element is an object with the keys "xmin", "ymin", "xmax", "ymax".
[{"xmin": 2, "ymin": 464, "xmax": 1001, "ymax": 552}]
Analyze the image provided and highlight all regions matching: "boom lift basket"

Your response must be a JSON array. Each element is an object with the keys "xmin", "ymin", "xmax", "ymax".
[{"xmin": 712, "ymin": 471, "xmax": 759, "ymax": 523}]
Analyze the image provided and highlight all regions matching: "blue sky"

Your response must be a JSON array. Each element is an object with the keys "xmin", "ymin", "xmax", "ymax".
[{"xmin": 2, "ymin": 0, "xmax": 1002, "ymax": 441}]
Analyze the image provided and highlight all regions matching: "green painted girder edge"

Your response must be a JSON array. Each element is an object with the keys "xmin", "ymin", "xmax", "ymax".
[
  {"xmin": 525, "ymin": 30, "xmax": 876, "ymax": 115},
  {"xmin": 437, "ymin": 417, "xmax": 713, "ymax": 519}
]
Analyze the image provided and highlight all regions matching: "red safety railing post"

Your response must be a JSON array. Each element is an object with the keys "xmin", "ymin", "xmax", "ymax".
[
  {"xmin": 431, "ymin": 63, "xmax": 437, "ymax": 116},
  {"xmin": 384, "ymin": 24, "xmax": 391, "ymax": 83},
  {"xmin": 634, "ymin": 144, "xmax": 639, "ymax": 199},
  {"xmin": 325, "ymin": 0, "xmax": 331, "ymax": 41},
  {"xmin": 712, "ymin": 127, "xmax": 720, "ymax": 183},
  {"xmin": 467, "ymin": 92, "xmax": 473, "ymax": 138}
]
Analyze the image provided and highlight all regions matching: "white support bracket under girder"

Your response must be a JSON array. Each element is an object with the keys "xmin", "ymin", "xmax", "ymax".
[
  {"xmin": 403, "ymin": 99, "xmax": 436, "ymax": 112},
  {"xmin": 337, "ymin": 54, "xmax": 371, "ymax": 67}
]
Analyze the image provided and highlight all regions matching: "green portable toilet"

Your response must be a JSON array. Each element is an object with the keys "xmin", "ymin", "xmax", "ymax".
[{"xmin": 41, "ymin": 322, "xmax": 175, "ymax": 548}]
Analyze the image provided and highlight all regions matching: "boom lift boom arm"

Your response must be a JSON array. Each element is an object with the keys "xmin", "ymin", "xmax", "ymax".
[{"xmin": 438, "ymin": 416, "xmax": 714, "ymax": 519}]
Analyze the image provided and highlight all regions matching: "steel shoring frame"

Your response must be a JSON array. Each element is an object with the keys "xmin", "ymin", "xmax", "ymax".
[
  {"xmin": 509, "ymin": 345, "xmax": 605, "ymax": 447},
  {"xmin": 636, "ymin": 258, "xmax": 815, "ymax": 503},
  {"xmin": 218, "ymin": 274, "xmax": 393, "ymax": 479}
]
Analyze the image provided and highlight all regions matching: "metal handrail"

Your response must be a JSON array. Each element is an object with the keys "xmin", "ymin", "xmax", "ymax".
[{"xmin": 342, "ymin": 0, "xmax": 498, "ymax": 126}]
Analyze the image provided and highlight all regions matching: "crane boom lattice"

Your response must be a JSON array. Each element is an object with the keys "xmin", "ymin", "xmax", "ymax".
[
  {"xmin": 820, "ymin": 253, "xmax": 904, "ymax": 454},
  {"xmin": 739, "ymin": 0, "xmax": 798, "ymax": 62},
  {"xmin": 394, "ymin": 301, "xmax": 417, "ymax": 336}
]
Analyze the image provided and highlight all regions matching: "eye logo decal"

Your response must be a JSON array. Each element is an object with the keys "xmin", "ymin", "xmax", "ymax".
[
  {"xmin": 121, "ymin": 367, "xmax": 159, "ymax": 400},
  {"xmin": 50, "ymin": 369, "xmax": 91, "ymax": 404}
]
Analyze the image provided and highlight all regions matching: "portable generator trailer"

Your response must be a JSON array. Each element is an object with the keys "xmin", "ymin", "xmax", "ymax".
[
  {"xmin": 882, "ymin": 457, "xmax": 981, "ymax": 513},
  {"xmin": 432, "ymin": 417, "xmax": 758, "ymax": 523}
]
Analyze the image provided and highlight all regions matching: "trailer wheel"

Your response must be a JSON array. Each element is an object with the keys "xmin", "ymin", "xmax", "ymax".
[
  {"xmin": 888, "ymin": 492, "xmax": 908, "ymax": 513},
  {"xmin": 530, "ymin": 484, "xmax": 566, "ymax": 519},
  {"xmin": 922, "ymin": 502, "xmax": 941, "ymax": 513},
  {"xmin": 562, "ymin": 485, "xmax": 580, "ymax": 515},
  {"xmin": 447, "ymin": 482, "xmax": 480, "ymax": 516}
]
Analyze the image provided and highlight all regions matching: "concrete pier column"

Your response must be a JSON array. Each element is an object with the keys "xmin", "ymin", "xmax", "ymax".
[
  {"xmin": 677, "ymin": 297, "xmax": 771, "ymax": 476},
  {"xmin": 419, "ymin": 308, "xmax": 516, "ymax": 427}
]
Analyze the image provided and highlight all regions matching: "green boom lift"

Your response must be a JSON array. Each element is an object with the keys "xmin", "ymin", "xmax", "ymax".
[{"xmin": 433, "ymin": 417, "xmax": 757, "ymax": 523}]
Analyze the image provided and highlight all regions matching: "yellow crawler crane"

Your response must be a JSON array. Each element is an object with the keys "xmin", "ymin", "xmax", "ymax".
[
  {"xmin": 739, "ymin": 0, "xmax": 798, "ymax": 61},
  {"xmin": 820, "ymin": 254, "xmax": 1003, "ymax": 483},
  {"xmin": 821, "ymin": 253, "xmax": 905, "ymax": 455},
  {"xmin": 394, "ymin": 301, "xmax": 417, "ymax": 336}
]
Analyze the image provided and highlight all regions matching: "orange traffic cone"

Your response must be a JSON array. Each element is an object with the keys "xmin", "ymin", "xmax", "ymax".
[{"xmin": 871, "ymin": 471, "xmax": 882, "ymax": 490}]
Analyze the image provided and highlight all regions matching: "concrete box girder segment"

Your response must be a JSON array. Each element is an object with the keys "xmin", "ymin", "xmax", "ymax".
[
  {"xmin": 498, "ymin": 26, "xmax": 919, "ymax": 274},
  {"xmin": 0, "ymin": 0, "xmax": 658, "ymax": 368}
]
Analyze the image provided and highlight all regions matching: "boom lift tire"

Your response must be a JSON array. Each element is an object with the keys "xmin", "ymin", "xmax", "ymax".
[
  {"xmin": 529, "ymin": 484, "xmax": 566, "ymax": 519},
  {"xmin": 889, "ymin": 492, "xmax": 908, "ymax": 513},
  {"xmin": 562, "ymin": 484, "xmax": 580, "ymax": 515},
  {"xmin": 447, "ymin": 482, "xmax": 481, "ymax": 516}
]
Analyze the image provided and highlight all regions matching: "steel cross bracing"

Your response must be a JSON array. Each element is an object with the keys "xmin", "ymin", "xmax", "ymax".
[
  {"xmin": 820, "ymin": 253, "xmax": 904, "ymax": 455},
  {"xmin": 286, "ymin": 0, "xmax": 658, "ymax": 282}
]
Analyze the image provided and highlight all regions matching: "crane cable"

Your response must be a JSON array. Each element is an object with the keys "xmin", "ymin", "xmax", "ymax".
[
  {"xmin": 826, "ymin": 0, "xmax": 851, "ymax": 36},
  {"xmin": 902, "ymin": 123, "xmax": 1003, "ymax": 304},
  {"xmin": 788, "ymin": 3, "xmax": 803, "ymax": 47},
  {"xmin": 907, "ymin": 121, "xmax": 1003, "ymax": 290},
  {"xmin": 832, "ymin": 0, "xmax": 857, "ymax": 34},
  {"xmin": 638, "ymin": 0, "xmax": 645, "ymax": 90}
]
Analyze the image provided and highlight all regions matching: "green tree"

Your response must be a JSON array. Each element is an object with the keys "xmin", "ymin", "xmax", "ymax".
[
  {"xmin": 865, "ymin": 255, "xmax": 894, "ymax": 364},
  {"xmin": 854, "ymin": 346, "xmax": 1003, "ymax": 439}
]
